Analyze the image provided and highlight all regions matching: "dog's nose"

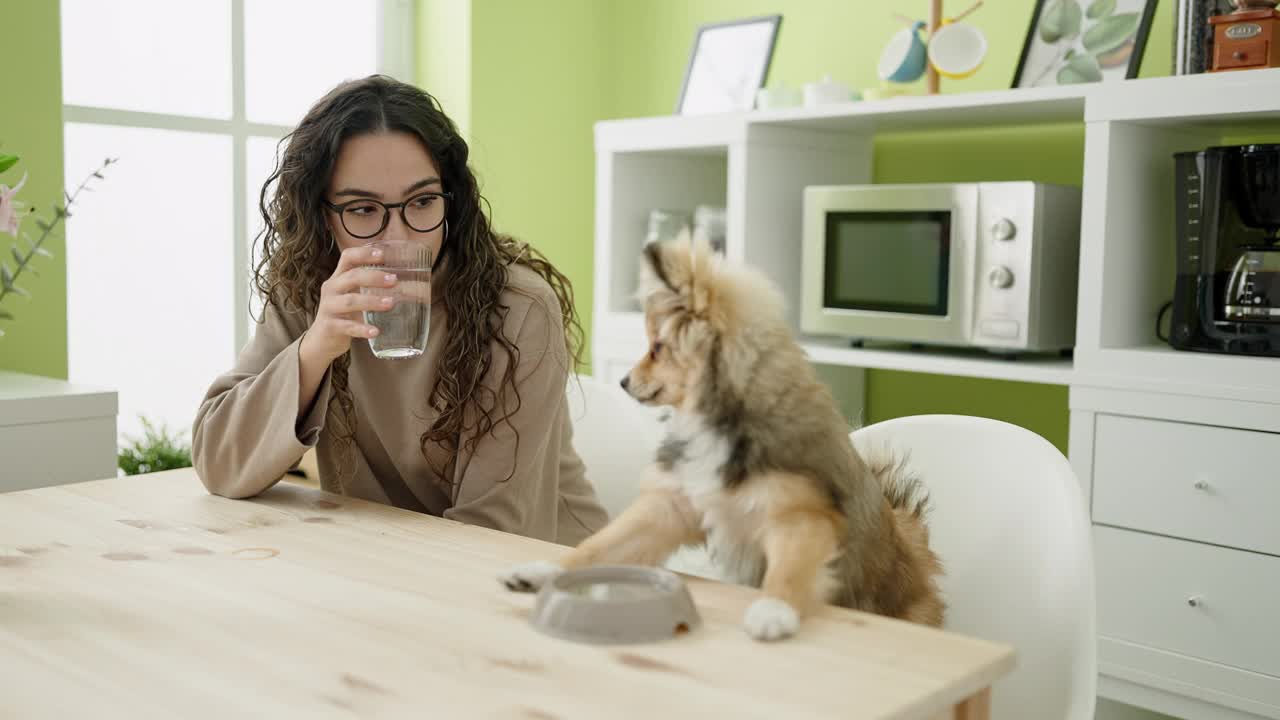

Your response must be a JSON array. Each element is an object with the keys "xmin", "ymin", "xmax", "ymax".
[{"xmin": 619, "ymin": 376, "xmax": 630, "ymax": 391}]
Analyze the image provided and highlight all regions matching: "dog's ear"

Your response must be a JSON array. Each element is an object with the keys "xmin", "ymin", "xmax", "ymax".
[
  {"xmin": 638, "ymin": 238, "xmax": 677, "ymax": 300},
  {"xmin": 637, "ymin": 228, "xmax": 717, "ymax": 313},
  {"xmin": 685, "ymin": 225, "xmax": 716, "ymax": 315}
]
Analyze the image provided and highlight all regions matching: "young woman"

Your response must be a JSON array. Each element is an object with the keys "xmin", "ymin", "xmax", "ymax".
[{"xmin": 193, "ymin": 75, "xmax": 608, "ymax": 545}]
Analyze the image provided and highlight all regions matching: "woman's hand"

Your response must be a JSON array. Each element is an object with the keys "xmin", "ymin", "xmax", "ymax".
[{"xmin": 302, "ymin": 244, "xmax": 399, "ymax": 364}]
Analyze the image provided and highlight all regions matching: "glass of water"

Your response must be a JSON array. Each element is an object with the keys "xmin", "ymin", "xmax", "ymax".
[{"xmin": 361, "ymin": 241, "xmax": 432, "ymax": 359}]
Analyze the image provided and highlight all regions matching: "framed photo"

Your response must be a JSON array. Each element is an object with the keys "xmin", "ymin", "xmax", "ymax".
[
  {"xmin": 1012, "ymin": 0, "xmax": 1157, "ymax": 88},
  {"xmin": 677, "ymin": 15, "xmax": 782, "ymax": 115}
]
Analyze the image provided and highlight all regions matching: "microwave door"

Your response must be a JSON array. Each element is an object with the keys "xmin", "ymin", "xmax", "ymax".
[
  {"xmin": 806, "ymin": 183, "xmax": 975, "ymax": 346},
  {"xmin": 822, "ymin": 210, "xmax": 952, "ymax": 316}
]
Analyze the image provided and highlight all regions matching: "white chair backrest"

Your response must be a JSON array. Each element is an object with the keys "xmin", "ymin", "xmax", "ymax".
[
  {"xmin": 566, "ymin": 375, "xmax": 726, "ymax": 580},
  {"xmin": 852, "ymin": 415, "xmax": 1096, "ymax": 720},
  {"xmin": 565, "ymin": 375, "xmax": 666, "ymax": 520}
]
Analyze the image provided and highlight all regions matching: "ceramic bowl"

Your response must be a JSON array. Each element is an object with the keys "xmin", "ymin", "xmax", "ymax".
[{"xmin": 530, "ymin": 565, "xmax": 702, "ymax": 645}]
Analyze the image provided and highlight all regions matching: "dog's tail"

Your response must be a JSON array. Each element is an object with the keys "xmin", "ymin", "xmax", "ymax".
[{"xmin": 863, "ymin": 445, "xmax": 931, "ymax": 520}]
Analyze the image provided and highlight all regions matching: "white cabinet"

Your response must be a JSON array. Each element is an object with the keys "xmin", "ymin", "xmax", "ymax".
[
  {"xmin": 1073, "ymin": 390, "xmax": 1280, "ymax": 720},
  {"xmin": 0, "ymin": 370, "xmax": 117, "ymax": 492}
]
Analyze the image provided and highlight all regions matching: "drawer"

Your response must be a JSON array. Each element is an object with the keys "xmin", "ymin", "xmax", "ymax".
[
  {"xmin": 1095, "ymin": 526, "xmax": 1280, "ymax": 679},
  {"xmin": 1092, "ymin": 414, "xmax": 1280, "ymax": 556},
  {"xmin": 1215, "ymin": 38, "xmax": 1269, "ymax": 69}
]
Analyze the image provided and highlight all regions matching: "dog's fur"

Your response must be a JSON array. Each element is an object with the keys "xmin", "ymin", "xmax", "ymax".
[{"xmin": 502, "ymin": 235, "xmax": 945, "ymax": 640}]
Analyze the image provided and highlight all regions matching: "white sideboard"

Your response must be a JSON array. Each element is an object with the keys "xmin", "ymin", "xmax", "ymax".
[
  {"xmin": 0, "ymin": 370, "xmax": 118, "ymax": 492},
  {"xmin": 592, "ymin": 69, "xmax": 1280, "ymax": 720}
]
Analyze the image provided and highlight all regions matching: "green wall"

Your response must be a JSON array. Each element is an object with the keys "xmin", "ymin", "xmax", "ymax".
[
  {"xmin": 468, "ymin": 0, "xmax": 614, "ymax": 358},
  {"xmin": 0, "ymin": 0, "xmax": 67, "ymax": 378},
  {"xmin": 416, "ymin": 0, "xmax": 614, "ymax": 363},
  {"xmin": 610, "ymin": 0, "xmax": 1172, "ymax": 116},
  {"xmin": 416, "ymin": 0, "xmax": 472, "ymax": 138},
  {"xmin": 440, "ymin": 0, "xmax": 1176, "ymax": 455}
]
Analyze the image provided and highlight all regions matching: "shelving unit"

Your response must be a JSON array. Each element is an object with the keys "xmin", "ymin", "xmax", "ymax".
[
  {"xmin": 592, "ymin": 67, "xmax": 1280, "ymax": 720},
  {"xmin": 593, "ymin": 67, "xmax": 1280, "ymax": 401},
  {"xmin": 800, "ymin": 337, "xmax": 1075, "ymax": 385}
]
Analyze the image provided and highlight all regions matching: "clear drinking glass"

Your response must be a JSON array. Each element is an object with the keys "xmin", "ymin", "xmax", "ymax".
[{"xmin": 361, "ymin": 241, "xmax": 432, "ymax": 359}]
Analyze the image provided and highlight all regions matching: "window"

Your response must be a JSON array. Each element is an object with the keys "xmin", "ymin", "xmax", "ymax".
[{"xmin": 62, "ymin": 0, "xmax": 415, "ymax": 443}]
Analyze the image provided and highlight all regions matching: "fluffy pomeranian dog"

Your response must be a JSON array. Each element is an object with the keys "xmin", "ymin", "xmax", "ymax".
[{"xmin": 502, "ymin": 234, "xmax": 944, "ymax": 640}]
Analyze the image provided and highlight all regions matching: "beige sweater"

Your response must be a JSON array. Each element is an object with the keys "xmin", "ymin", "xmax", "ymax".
[{"xmin": 192, "ymin": 263, "xmax": 608, "ymax": 546}]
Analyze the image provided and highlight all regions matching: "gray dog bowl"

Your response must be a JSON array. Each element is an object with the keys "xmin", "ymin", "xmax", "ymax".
[{"xmin": 530, "ymin": 565, "xmax": 702, "ymax": 645}]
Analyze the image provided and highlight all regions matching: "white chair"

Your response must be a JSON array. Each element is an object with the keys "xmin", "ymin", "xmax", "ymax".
[
  {"xmin": 566, "ymin": 375, "xmax": 725, "ymax": 580},
  {"xmin": 852, "ymin": 415, "xmax": 1096, "ymax": 720}
]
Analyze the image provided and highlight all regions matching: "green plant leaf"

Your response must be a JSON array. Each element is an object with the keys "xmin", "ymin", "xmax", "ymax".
[
  {"xmin": 1083, "ymin": 12, "xmax": 1140, "ymax": 55},
  {"xmin": 1057, "ymin": 52, "xmax": 1105, "ymax": 83},
  {"xmin": 1, "ymin": 263, "xmax": 12, "ymax": 289},
  {"xmin": 0, "ymin": 309, "xmax": 13, "ymax": 320},
  {"xmin": 11, "ymin": 245, "xmax": 23, "ymax": 265},
  {"xmin": 34, "ymin": 246, "xmax": 52, "ymax": 258},
  {"xmin": 0, "ymin": 154, "xmax": 17, "ymax": 174},
  {"xmin": 35, "ymin": 218, "xmax": 52, "ymax": 232},
  {"xmin": 1040, "ymin": 0, "xmax": 1084, "ymax": 43},
  {"xmin": 9, "ymin": 284, "xmax": 29, "ymax": 297},
  {"xmin": 1087, "ymin": 0, "xmax": 1116, "ymax": 19}
]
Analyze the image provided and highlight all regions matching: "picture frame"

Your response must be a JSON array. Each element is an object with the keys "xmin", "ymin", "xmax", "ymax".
[
  {"xmin": 1011, "ymin": 0, "xmax": 1158, "ymax": 88},
  {"xmin": 676, "ymin": 15, "xmax": 782, "ymax": 115}
]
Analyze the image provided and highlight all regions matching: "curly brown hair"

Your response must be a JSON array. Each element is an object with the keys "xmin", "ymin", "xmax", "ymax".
[{"xmin": 252, "ymin": 75, "xmax": 584, "ymax": 486}]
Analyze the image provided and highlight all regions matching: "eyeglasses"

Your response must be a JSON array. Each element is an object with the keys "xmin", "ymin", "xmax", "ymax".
[{"xmin": 323, "ymin": 191, "xmax": 452, "ymax": 239}]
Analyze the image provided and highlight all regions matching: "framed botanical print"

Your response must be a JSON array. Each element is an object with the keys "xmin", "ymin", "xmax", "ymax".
[{"xmin": 1012, "ymin": 0, "xmax": 1158, "ymax": 88}]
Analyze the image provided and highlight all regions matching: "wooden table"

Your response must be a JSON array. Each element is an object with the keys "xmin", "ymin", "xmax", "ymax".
[{"xmin": 0, "ymin": 470, "xmax": 1013, "ymax": 719}]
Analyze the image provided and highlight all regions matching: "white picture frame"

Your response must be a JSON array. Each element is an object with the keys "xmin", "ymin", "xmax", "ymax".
[{"xmin": 677, "ymin": 15, "xmax": 782, "ymax": 115}]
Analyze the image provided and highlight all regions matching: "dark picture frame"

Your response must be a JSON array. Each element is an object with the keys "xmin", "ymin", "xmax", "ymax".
[
  {"xmin": 676, "ymin": 15, "xmax": 782, "ymax": 115},
  {"xmin": 1012, "ymin": 0, "xmax": 1158, "ymax": 88}
]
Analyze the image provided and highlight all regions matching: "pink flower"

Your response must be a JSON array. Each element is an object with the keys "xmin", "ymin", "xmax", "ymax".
[{"xmin": 0, "ymin": 172, "xmax": 28, "ymax": 237}]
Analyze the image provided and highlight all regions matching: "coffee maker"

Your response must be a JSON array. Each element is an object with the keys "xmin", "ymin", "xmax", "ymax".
[{"xmin": 1171, "ymin": 143, "xmax": 1280, "ymax": 356}]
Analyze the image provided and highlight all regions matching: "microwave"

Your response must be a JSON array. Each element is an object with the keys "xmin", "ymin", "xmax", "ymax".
[{"xmin": 800, "ymin": 182, "xmax": 1082, "ymax": 353}]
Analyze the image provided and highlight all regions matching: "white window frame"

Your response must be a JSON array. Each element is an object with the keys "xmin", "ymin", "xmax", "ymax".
[{"xmin": 62, "ymin": 0, "xmax": 416, "ymax": 352}]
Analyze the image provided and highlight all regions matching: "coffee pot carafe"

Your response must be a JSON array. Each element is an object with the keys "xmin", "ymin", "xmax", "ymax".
[{"xmin": 1171, "ymin": 143, "xmax": 1280, "ymax": 356}]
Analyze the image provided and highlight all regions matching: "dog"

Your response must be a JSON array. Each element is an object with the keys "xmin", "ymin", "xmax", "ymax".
[{"xmin": 501, "ymin": 234, "xmax": 945, "ymax": 641}]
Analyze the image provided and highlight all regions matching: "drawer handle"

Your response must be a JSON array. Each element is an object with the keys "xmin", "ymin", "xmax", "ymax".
[
  {"xmin": 1193, "ymin": 480, "xmax": 1211, "ymax": 492},
  {"xmin": 1187, "ymin": 595, "xmax": 1204, "ymax": 608}
]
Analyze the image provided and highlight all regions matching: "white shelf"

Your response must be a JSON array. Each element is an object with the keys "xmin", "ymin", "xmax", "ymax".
[
  {"xmin": 594, "ymin": 316, "xmax": 1075, "ymax": 385},
  {"xmin": 594, "ymin": 70, "xmax": 1280, "ymax": 404},
  {"xmin": 1086, "ymin": 67, "xmax": 1280, "ymax": 125},
  {"xmin": 596, "ymin": 113, "xmax": 743, "ymax": 153},
  {"xmin": 748, "ymin": 83, "xmax": 1089, "ymax": 132},
  {"xmin": 595, "ymin": 69, "xmax": 1280, "ymax": 145},
  {"xmin": 801, "ymin": 337, "xmax": 1074, "ymax": 386},
  {"xmin": 1075, "ymin": 345, "xmax": 1280, "ymax": 405}
]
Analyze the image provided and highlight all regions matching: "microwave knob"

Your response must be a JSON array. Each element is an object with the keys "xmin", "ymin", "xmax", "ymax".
[
  {"xmin": 987, "ymin": 265, "xmax": 1015, "ymax": 289},
  {"xmin": 991, "ymin": 218, "xmax": 1017, "ymax": 241}
]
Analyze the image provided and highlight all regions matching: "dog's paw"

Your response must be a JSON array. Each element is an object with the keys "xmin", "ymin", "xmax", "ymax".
[
  {"xmin": 743, "ymin": 597, "xmax": 799, "ymax": 642},
  {"xmin": 499, "ymin": 560, "xmax": 563, "ymax": 593}
]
